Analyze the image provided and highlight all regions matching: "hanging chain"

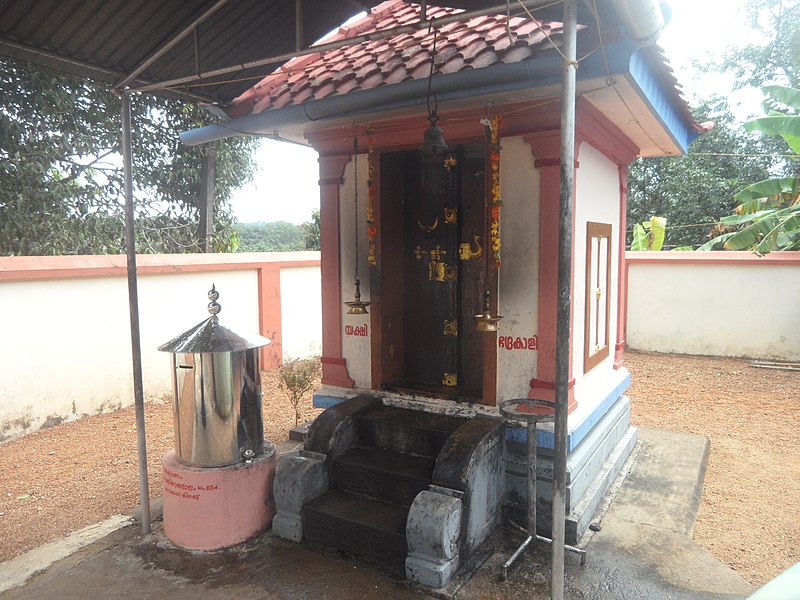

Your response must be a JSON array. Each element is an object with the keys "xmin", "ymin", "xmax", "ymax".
[
  {"xmin": 353, "ymin": 133, "xmax": 360, "ymax": 283},
  {"xmin": 425, "ymin": 24, "xmax": 439, "ymax": 120}
]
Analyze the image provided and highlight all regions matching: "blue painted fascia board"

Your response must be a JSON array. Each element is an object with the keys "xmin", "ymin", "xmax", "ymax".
[
  {"xmin": 575, "ymin": 40, "xmax": 699, "ymax": 154},
  {"xmin": 627, "ymin": 47, "xmax": 699, "ymax": 153},
  {"xmin": 505, "ymin": 371, "xmax": 632, "ymax": 452}
]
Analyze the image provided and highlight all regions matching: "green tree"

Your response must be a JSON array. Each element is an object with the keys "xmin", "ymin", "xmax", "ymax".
[
  {"xmin": 0, "ymin": 58, "xmax": 258, "ymax": 256},
  {"xmin": 303, "ymin": 209, "xmax": 321, "ymax": 250},
  {"xmin": 700, "ymin": 85, "xmax": 800, "ymax": 252},
  {"xmin": 235, "ymin": 221, "xmax": 305, "ymax": 252},
  {"xmin": 717, "ymin": 0, "xmax": 799, "ymax": 90},
  {"xmin": 627, "ymin": 0, "xmax": 799, "ymax": 248},
  {"xmin": 627, "ymin": 97, "xmax": 788, "ymax": 247}
]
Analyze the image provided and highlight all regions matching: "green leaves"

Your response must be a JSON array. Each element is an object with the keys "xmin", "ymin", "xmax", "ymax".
[
  {"xmin": 700, "ymin": 83, "xmax": 800, "ymax": 254},
  {"xmin": 733, "ymin": 177, "xmax": 799, "ymax": 206},
  {"xmin": 745, "ymin": 116, "xmax": 800, "ymax": 154},
  {"xmin": 278, "ymin": 358, "xmax": 321, "ymax": 426},
  {"xmin": 0, "ymin": 58, "xmax": 258, "ymax": 256},
  {"xmin": 722, "ymin": 205, "xmax": 800, "ymax": 253},
  {"xmin": 760, "ymin": 85, "xmax": 800, "ymax": 110},
  {"xmin": 630, "ymin": 217, "xmax": 666, "ymax": 251},
  {"xmin": 627, "ymin": 95, "xmax": 790, "ymax": 248}
]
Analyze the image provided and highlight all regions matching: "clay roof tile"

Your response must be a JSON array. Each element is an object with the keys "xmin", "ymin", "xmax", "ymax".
[
  {"xmin": 383, "ymin": 64, "xmax": 410, "ymax": 85},
  {"xmin": 468, "ymin": 48, "xmax": 499, "ymax": 69},
  {"xmin": 499, "ymin": 45, "xmax": 534, "ymax": 64},
  {"xmin": 314, "ymin": 81, "xmax": 337, "ymax": 99},
  {"xmin": 227, "ymin": 1, "xmax": 580, "ymax": 117},
  {"xmin": 438, "ymin": 55, "xmax": 466, "ymax": 74}
]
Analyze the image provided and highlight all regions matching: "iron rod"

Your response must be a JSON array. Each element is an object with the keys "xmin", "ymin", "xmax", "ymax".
[
  {"xmin": 121, "ymin": 93, "xmax": 151, "ymax": 535},
  {"xmin": 508, "ymin": 521, "xmax": 586, "ymax": 564},
  {"xmin": 527, "ymin": 421, "xmax": 537, "ymax": 536},
  {"xmin": 130, "ymin": 0, "xmax": 561, "ymax": 94},
  {"xmin": 194, "ymin": 27, "xmax": 201, "ymax": 75},
  {"xmin": 552, "ymin": 0, "xmax": 578, "ymax": 598},
  {"xmin": 295, "ymin": 0, "xmax": 304, "ymax": 52},
  {"xmin": 115, "ymin": 0, "xmax": 233, "ymax": 89},
  {"xmin": 502, "ymin": 534, "xmax": 533, "ymax": 580},
  {"xmin": 0, "ymin": 38, "xmax": 216, "ymax": 103}
]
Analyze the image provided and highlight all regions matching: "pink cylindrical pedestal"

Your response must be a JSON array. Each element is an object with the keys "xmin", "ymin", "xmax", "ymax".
[{"xmin": 162, "ymin": 444, "xmax": 276, "ymax": 551}]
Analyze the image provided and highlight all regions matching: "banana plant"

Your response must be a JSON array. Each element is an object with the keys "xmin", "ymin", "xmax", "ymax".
[
  {"xmin": 630, "ymin": 216, "xmax": 666, "ymax": 251},
  {"xmin": 700, "ymin": 85, "xmax": 800, "ymax": 253}
]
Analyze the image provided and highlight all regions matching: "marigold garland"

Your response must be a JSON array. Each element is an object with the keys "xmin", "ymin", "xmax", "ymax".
[
  {"xmin": 482, "ymin": 115, "xmax": 503, "ymax": 268},
  {"xmin": 366, "ymin": 128, "xmax": 377, "ymax": 266}
]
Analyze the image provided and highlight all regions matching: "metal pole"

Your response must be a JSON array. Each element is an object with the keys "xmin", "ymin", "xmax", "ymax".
[
  {"xmin": 130, "ymin": 0, "xmax": 558, "ymax": 95},
  {"xmin": 552, "ymin": 0, "xmax": 577, "ymax": 598},
  {"xmin": 295, "ymin": 0, "xmax": 304, "ymax": 52},
  {"xmin": 527, "ymin": 420, "xmax": 537, "ymax": 536},
  {"xmin": 114, "ymin": 0, "xmax": 233, "ymax": 89},
  {"xmin": 121, "ymin": 92, "xmax": 152, "ymax": 535}
]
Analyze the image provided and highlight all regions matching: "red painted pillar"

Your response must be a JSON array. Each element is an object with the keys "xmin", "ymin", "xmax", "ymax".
[
  {"xmin": 318, "ymin": 154, "xmax": 355, "ymax": 387},
  {"xmin": 524, "ymin": 132, "xmax": 576, "ymax": 412},
  {"xmin": 257, "ymin": 265, "xmax": 282, "ymax": 370},
  {"xmin": 614, "ymin": 164, "xmax": 629, "ymax": 369}
]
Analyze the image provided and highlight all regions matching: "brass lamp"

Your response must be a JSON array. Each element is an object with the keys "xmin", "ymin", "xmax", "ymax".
[
  {"xmin": 344, "ymin": 132, "xmax": 371, "ymax": 314},
  {"xmin": 475, "ymin": 289, "xmax": 502, "ymax": 332},
  {"xmin": 345, "ymin": 278, "xmax": 370, "ymax": 315}
]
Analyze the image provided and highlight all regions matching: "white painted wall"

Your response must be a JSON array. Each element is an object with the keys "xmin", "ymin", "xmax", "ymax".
[
  {"xmin": 281, "ymin": 266, "xmax": 323, "ymax": 360},
  {"xmin": 0, "ymin": 256, "xmax": 321, "ymax": 441},
  {"xmin": 572, "ymin": 143, "xmax": 628, "ymax": 414},
  {"xmin": 339, "ymin": 153, "xmax": 373, "ymax": 389},
  {"xmin": 496, "ymin": 136, "xmax": 540, "ymax": 401},
  {"xmin": 627, "ymin": 255, "xmax": 800, "ymax": 361}
]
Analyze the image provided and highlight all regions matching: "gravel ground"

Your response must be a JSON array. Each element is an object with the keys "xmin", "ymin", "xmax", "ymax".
[
  {"xmin": 625, "ymin": 351, "xmax": 800, "ymax": 587},
  {"xmin": 0, "ymin": 368, "xmax": 322, "ymax": 564},
  {"xmin": 1, "ymin": 352, "xmax": 797, "ymax": 586}
]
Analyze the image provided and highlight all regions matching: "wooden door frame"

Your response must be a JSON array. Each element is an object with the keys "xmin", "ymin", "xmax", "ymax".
[{"xmin": 370, "ymin": 143, "xmax": 497, "ymax": 406}]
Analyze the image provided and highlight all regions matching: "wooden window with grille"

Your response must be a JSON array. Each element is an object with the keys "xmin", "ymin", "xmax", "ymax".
[{"xmin": 584, "ymin": 222, "xmax": 612, "ymax": 372}]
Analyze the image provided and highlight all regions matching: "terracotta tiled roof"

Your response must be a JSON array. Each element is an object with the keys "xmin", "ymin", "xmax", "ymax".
[{"xmin": 228, "ymin": 1, "xmax": 565, "ymax": 118}]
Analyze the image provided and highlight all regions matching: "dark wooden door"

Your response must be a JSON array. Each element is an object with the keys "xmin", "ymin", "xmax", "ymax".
[{"xmin": 380, "ymin": 145, "xmax": 485, "ymax": 399}]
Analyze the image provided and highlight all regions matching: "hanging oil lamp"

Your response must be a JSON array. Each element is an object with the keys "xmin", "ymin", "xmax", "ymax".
[
  {"xmin": 344, "ymin": 132, "xmax": 371, "ymax": 315},
  {"xmin": 475, "ymin": 114, "xmax": 503, "ymax": 332},
  {"xmin": 475, "ymin": 289, "xmax": 502, "ymax": 332}
]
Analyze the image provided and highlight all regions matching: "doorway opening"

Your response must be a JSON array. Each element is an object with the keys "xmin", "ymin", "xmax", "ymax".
[{"xmin": 376, "ymin": 144, "xmax": 492, "ymax": 401}]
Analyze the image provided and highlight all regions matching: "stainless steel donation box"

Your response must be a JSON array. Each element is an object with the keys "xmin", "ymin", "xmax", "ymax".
[{"xmin": 158, "ymin": 285, "xmax": 270, "ymax": 468}]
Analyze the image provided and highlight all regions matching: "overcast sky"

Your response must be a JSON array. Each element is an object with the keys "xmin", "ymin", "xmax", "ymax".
[{"xmin": 229, "ymin": 0, "xmax": 758, "ymax": 224}]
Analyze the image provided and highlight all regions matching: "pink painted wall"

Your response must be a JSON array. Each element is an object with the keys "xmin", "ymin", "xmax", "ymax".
[
  {"xmin": 0, "ymin": 252, "xmax": 321, "ymax": 441},
  {"xmin": 626, "ymin": 252, "xmax": 800, "ymax": 360}
]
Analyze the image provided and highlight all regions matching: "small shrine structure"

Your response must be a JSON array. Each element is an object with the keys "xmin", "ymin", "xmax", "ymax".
[{"xmin": 183, "ymin": 0, "xmax": 702, "ymax": 587}]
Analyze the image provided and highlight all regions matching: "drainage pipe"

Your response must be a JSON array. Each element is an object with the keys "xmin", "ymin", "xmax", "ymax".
[{"xmin": 610, "ymin": 0, "xmax": 665, "ymax": 46}]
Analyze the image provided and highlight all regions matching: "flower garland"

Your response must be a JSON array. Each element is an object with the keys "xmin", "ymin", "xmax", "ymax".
[
  {"xmin": 482, "ymin": 115, "xmax": 502, "ymax": 268},
  {"xmin": 366, "ymin": 127, "xmax": 377, "ymax": 266}
]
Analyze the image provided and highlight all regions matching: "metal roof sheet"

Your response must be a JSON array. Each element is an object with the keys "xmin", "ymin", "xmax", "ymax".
[{"xmin": 0, "ymin": 0, "xmax": 381, "ymax": 103}]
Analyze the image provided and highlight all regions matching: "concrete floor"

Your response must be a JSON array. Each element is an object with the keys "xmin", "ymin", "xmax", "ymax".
[{"xmin": 1, "ymin": 428, "xmax": 754, "ymax": 600}]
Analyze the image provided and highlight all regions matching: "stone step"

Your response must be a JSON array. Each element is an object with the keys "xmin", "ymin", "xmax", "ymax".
[
  {"xmin": 357, "ymin": 404, "xmax": 467, "ymax": 458},
  {"xmin": 334, "ymin": 447, "xmax": 435, "ymax": 506},
  {"xmin": 302, "ymin": 489, "xmax": 409, "ymax": 571}
]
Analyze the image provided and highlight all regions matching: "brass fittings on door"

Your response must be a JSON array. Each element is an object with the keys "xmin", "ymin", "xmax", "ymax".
[{"xmin": 459, "ymin": 235, "xmax": 483, "ymax": 261}]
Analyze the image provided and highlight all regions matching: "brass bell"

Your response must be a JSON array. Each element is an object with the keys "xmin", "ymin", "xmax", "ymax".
[
  {"xmin": 345, "ymin": 278, "xmax": 370, "ymax": 315},
  {"xmin": 474, "ymin": 290, "xmax": 502, "ymax": 332},
  {"xmin": 419, "ymin": 111, "xmax": 449, "ymax": 157}
]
